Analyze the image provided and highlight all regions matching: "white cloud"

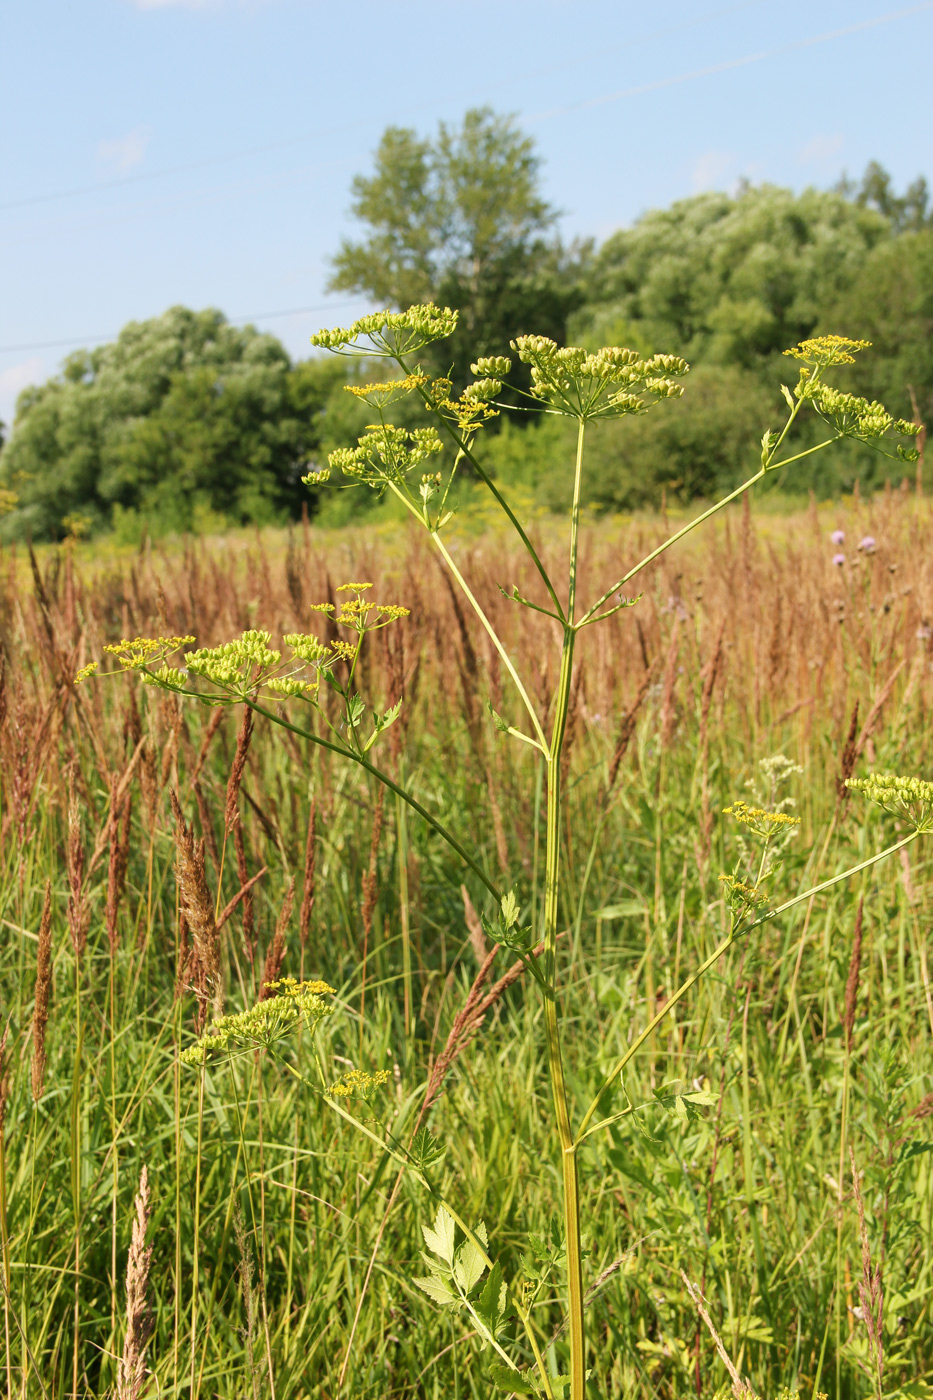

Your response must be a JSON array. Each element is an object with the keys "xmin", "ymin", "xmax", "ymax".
[
  {"xmin": 797, "ymin": 133, "xmax": 844, "ymax": 166},
  {"xmin": 0, "ymin": 358, "xmax": 44, "ymax": 427},
  {"xmin": 97, "ymin": 124, "xmax": 152, "ymax": 175},
  {"xmin": 690, "ymin": 149, "xmax": 737, "ymax": 193}
]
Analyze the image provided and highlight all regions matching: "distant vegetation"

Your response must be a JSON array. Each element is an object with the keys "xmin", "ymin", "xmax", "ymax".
[{"xmin": 1, "ymin": 106, "xmax": 931, "ymax": 540}]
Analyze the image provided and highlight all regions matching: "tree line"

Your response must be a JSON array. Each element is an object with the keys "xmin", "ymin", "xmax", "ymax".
[{"xmin": 2, "ymin": 108, "xmax": 931, "ymax": 540}]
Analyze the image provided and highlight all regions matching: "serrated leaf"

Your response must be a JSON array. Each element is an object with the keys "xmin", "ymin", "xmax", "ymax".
[
  {"xmin": 781, "ymin": 383, "xmax": 795, "ymax": 409},
  {"xmin": 476, "ymin": 1260, "xmax": 507, "ymax": 1333},
  {"xmin": 422, "ymin": 1206, "xmax": 456, "ymax": 1266},
  {"xmin": 454, "ymin": 1237, "xmax": 487, "ymax": 1295},
  {"xmin": 409, "ymin": 1126, "xmax": 446, "ymax": 1173},
  {"xmin": 682, "ymin": 1089, "xmax": 720, "ymax": 1107},
  {"xmin": 413, "ymin": 1273, "xmax": 457, "ymax": 1306},
  {"xmin": 500, "ymin": 890, "xmax": 521, "ymax": 929},
  {"xmin": 376, "ymin": 698, "xmax": 402, "ymax": 730},
  {"xmin": 488, "ymin": 1362, "xmax": 539, "ymax": 1394}
]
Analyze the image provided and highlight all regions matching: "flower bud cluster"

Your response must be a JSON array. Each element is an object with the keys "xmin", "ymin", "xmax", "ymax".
[
  {"xmin": 180, "ymin": 978, "xmax": 335, "ymax": 1065},
  {"xmin": 310, "ymin": 304, "xmax": 457, "ymax": 357},
  {"xmin": 846, "ymin": 772, "xmax": 933, "ymax": 827},
  {"xmin": 329, "ymin": 424, "xmax": 443, "ymax": 489},
  {"xmin": 798, "ymin": 380, "xmax": 921, "ymax": 460},
  {"xmin": 509, "ymin": 336, "xmax": 688, "ymax": 421},
  {"xmin": 461, "ymin": 378, "xmax": 501, "ymax": 403},
  {"xmin": 185, "ymin": 630, "xmax": 282, "ymax": 688},
  {"xmin": 470, "ymin": 356, "xmax": 511, "ymax": 378},
  {"xmin": 142, "ymin": 663, "xmax": 188, "ymax": 692}
]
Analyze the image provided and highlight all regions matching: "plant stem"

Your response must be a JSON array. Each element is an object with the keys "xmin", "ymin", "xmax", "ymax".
[
  {"xmin": 429, "ymin": 530, "xmax": 548, "ymax": 750},
  {"xmin": 539, "ymin": 419, "xmax": 587, "ymax": 1400},
  {"xmin": 190, "ymin": 1063, "xmax": 205, "ymax": 1399},
  {"xmin": 241, "ymin": 699, "xmax": 502, "ymax": 902}
]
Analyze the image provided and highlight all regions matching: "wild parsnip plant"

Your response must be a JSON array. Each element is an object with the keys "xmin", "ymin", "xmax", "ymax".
[{"xmin": 78, "ymin": 308, "xmax": 930, "ymax": 1398}]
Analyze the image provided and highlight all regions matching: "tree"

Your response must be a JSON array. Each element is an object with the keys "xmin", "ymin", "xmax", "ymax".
[
  {"xmin": 843, "ymin": 159, "xmax": 931, "ymax": 234},
  {"xmin": 328, "ymin": 108, "xmax": 589, "ymax": 372},
  {"xmin": 823, "ymin": 228, "xmax": 933, "ymax": 426},
  {"xmin": 0, "ymin": 307, "xmax": 332, "ymax": 539},
  {"xmin": 580, "ymin": 183, "xmax": 891, "ymax": 371}
]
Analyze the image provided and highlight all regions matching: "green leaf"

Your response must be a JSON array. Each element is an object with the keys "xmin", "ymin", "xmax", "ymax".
[
  {"xmin": 409, "ymin": 1126, "xmax": 446, "ymax": 1173},
  {"xmin": 413, "ymin": 1271, "xmax": 458, "ymax": 1306},
  {"xmin": 500, "ymin": 890, "xmax": 521, "ymax": 930},
  {"xmin": 375, "ymin": 697, "xmax": 402, "ymax": 731},
  {"xmin": 476, "ymin": 1260, "xmax": 508, "ymax": 1334},
  {"xmin": 346, "ymin": 692, "xmax": 366, "ymax": 728},
  {"xmin": 594, "ymin": 900, "xmax": 643, "ymax": 920},
  {"xmin": 422, "ymin": 1205, "xmax": 456, "ymax": 1265},
  {"xmin": 488, "ymin": 1362, "xmax": 539, "ymax": 1394},
  {"xmin": 454, "ymin": 1236, "xmax": 487, "ymax": 1295},
  {"xmin": 487, "ymin": 699, "xmax": 510, "ymax": 733},
  {"xmin": 682, "ymin": 1089, "xmax": 720, "ymax": 1108}
]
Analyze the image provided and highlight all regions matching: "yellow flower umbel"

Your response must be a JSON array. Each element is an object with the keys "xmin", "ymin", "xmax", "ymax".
[
  {"xmin": 509, "ymin": 338, "xmax": 688, "ymax": 423},
  {"xmin": 720, "ymin": 797, "xmax": 801, "ymax": 926},
  {"xmin": 782, "ymin": 335, "xmax": 872, "ymax": 367},
  {"xmin": 782, "ymin": 335, "xmax": 921, "ymax": 463},
  {"xmin": 180, "ymin": 978, "xmax": 335, "ymax": 1066},
  {"xmin": 310, "ymin": 304, "xmax": 458, "ymax": 358},
  {"xmin": 328, "ymin": 1067, "xmax": 391, "ymax": 1102},
  {"xmin": 721, "ymin": 801, "xmax": 801, "ymax": 841}
]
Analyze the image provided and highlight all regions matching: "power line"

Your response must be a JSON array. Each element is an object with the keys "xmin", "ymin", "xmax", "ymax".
[
  {"xmin": 0, "ymin": 299, "xmax": 364, "ymax": 357},
  {"xmin": 0, "ymin": 1, "xmax": 768, "ymax": 215},
  {"xmin": 2, "ymin": 1, "xmax": 928, "ymax": 362},
  {"xmin": 525, "ymin": 2, "xmax": 933, "ymax": 123}
]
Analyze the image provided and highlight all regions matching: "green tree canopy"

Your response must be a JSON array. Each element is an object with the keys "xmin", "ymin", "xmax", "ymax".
[
  {"xmin": 328, "ymin": 107, "xmax": 589, "ymax": 371},
  {"xmin": 577, "ymin": 183, "xmax": 891, "ymax": 370},
  {"xmin": 842, "ymin": 159, "xmax": 932, "ymax": 234},
  {"xmin": 0, "ymin": 307, "xmax": 331, "ymax": 540},
  {"xmin": 821, "ymin": 228, "xmax": 933, "ymax": 425}
]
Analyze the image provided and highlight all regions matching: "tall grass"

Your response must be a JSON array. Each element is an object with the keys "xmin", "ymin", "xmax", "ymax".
[{"xmin": 0, "ymin": 487, "xmax": 931, "ymax": 1397}]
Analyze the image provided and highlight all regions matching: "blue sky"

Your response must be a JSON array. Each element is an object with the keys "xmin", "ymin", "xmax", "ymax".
[{"xmin": 2, "ymin": 0, "xmax": 931, "ymax": 426}]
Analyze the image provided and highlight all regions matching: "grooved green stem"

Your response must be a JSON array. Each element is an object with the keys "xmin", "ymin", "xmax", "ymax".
[{"xmin": 539, "ymin": 419, "xmax": 587, "ymax": 1400}]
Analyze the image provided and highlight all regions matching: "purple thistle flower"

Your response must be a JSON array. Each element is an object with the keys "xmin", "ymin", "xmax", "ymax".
[
  {"xmin": 858, "ymin": 535, "xmax": 876, "ymax": 553},
  {"xmin": 831, "ymin": 529, "xmax": 845, "ymax": 546},
  {"xmin": 832, "ymin": 553, "xmax": 846, "ymax": 567}
]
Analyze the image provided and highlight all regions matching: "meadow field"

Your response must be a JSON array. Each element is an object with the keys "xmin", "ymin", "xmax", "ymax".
[{"xmin": 1, "ymin": 487, "xmax": 932, "ymax": 1399}]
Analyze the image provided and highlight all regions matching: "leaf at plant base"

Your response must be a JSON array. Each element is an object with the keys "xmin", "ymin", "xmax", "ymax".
[
  {"xmin": 422, "ymin": 1205, "xmax": 456, "ymax": 1265},
  {"xmin": 488, "ymin": 1362, "xmax": 540, "ymax": 1394},
  {"xmin": 413, "ymin": 1271, "xmax": 458, "ymax": 1306},
  {"xmin": 454, "ymin": 1235, "xmax": 487, "ymax": 1295},
  {"xmin": 476, "ymin": 1260, "xmax": 508, "ymax": 1334}
]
